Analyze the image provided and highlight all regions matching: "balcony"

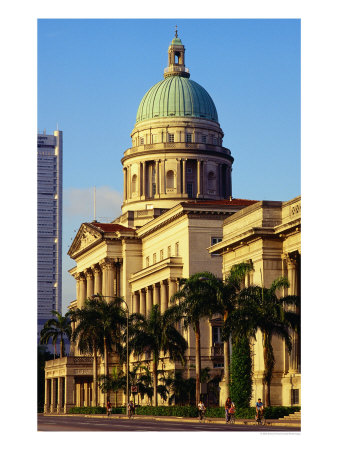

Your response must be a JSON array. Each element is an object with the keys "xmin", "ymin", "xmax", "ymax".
[{"xmin": 210, "ymin": 344, "xmax": 224, "ymax": 357}]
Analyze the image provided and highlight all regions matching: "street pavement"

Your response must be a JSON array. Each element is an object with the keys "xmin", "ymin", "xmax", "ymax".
[{"xmin": 38, "ymin": 414, "xmax": 301, "ymax": 432}]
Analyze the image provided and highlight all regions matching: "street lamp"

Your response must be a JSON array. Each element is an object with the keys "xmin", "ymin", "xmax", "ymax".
[{"xmin": 90, "ymin": 294, "xmax": 129, "ymax": 418}]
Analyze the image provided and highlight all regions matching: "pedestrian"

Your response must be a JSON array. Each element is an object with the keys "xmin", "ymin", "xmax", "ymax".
[
  {"xmin": 107, "ymin": 400, "xmax": 112, "ymax": 417},
  {"xmin": 225, "ymin": 397, "xmax": 235, "ymax": 423},
  {"xmin": 198, "ymin": 400, "xmax": 206, "ymax": 422},
  {"xmin": 128, "ymin": 400, "xmax": 135, "ymax": 419}
]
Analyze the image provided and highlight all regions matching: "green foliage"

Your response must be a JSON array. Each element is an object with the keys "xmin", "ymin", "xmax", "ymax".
[
  {"xmin": 135, "ymin": 405, "xmax": 198, "ymax": 417},
  {"xmin": 68, "ymin": 406, "xmax": 108, "ymax": 414},
  {"xmin": 230, "ymin": 336, "xmax": 252, "ymax": 408},
  {"xmin": 66, "ymin": 405, "xmax": 300, "ymax": 418}
]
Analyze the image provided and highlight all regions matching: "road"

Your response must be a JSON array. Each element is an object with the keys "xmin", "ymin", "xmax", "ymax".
[{"xmin": 38, "ymin": 415, "xmax": 300, "ymax": 432}]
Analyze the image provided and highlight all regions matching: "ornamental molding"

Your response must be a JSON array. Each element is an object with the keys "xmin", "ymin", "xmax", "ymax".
[{"xmin": 69, "ymin": 224, "xmax": 102, "ymax": 257}]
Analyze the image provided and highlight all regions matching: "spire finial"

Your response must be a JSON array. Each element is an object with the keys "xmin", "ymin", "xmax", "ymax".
[{"xmin": 175, "ymin": 25, "xmax": 178, "ymax": 38}]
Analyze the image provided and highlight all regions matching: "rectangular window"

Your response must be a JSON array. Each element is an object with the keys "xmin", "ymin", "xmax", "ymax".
[
  {"xmin": 202, "ymin": 135, "xmax": 207, "ymax": 144},
  {"xmin": 140, "ymin": 137, "xmax": 144, "ymax": 145},
  {"xmin": 146, "ymin": 256, "xmax": 150, "ymax": 267},
  {"xmin": 187, "ymin": 183, "xmax": 193, "ymax": 198},
  {"xmin": 291, "ymin": 389, "xmax": 299, "ymax": 405},
  {"xmin": 160, "ymin": 249, "xmax": 164, "ymax": 260},
  {"xmin": 153, "ymin": 253, "xmax": 157, "ymax": 264},
  {"xmin": 168, "ymin": 133, "xmax": 174, "ymax": 143},
  {"xmin": 187, "ymin": 167, "xmax": 192, "ymax": 174},
  {"xmin": 211, "ymin": 237, "xmax": 222, "ymax": 246},
  {"xmin": 213, "ymin": 136, "xmax": 217, "ymax": 145},
  {"xmin": 186, "ymin": 133, "xmax": 192, "ymax": 143},
  {"xmin": 212, "ymin": 326, "xmax": 222, "ymax": 344}
]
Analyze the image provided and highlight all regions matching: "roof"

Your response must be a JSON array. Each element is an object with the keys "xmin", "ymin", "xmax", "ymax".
[
  {"xmin": 89, "ymin": 222, "xmax": 135, "ymax": 233},
  {"xmin": 182, "ymin": 199, "xmax": 258, "ymax": 207},
  {"xmin": 136, "ymin": 76, "xmax": 218, "ymax": 124}
]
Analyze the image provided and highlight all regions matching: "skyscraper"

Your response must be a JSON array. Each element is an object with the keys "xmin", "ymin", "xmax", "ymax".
[{"xmin": 37, "ymin": 130, "xmax": 63, "ymax": 348}]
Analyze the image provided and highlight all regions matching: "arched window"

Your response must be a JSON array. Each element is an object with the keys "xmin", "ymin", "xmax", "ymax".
[
  {"xmin": 131, "ymin": 174, "xmax": 137, "ymax": 194},
  {"xmin": 208, "ymin": 171, "xmax": 216, "ymax": 191},
  {"xmin": 166, "ymin": 170, "xmax": 175, "ymax": 189}
]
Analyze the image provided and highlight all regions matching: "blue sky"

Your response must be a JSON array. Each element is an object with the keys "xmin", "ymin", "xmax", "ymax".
[{"xmin": 38, "ymin": 18, "xmax": 300, "ymax": 312}]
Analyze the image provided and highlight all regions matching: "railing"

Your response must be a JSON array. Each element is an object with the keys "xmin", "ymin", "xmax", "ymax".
[
  {"xmin": 210, "ymin": 344, "xmax": 224, "ymax": 357},
  {"xmin": 45, "ymin": 356, "xmax": 93, "ymax": 368},
  {"xmin": 164, "ymin": 66, "xmax": 189, "ymax": 74}
]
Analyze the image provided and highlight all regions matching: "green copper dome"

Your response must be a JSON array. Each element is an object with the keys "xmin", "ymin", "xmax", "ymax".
[{"xmin": 136, "ymin": 76, "xmax": 219, "ymax": 124}]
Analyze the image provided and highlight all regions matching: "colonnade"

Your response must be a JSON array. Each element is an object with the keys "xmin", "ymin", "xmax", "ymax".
[
  {"xmin": 74, "ymin": 257, "xmax": 122, "ymax": 309},
  {"xmin": 44, "ymin": 376, "xmax": 75, "ymax": 413},
  {"xmin": 131, "ymin": 278, "xmax": 179, "ymax": 316},
  {"xmin": 284, "ymin": 251, "xmax": 301, "ymax": 374},
  {"xmin": 123, "ymin": 158, "xmax": 231, "ymax": 201}
]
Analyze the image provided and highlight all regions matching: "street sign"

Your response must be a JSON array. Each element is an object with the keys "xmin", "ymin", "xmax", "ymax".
[{"xmin": 131, "ymin": 385, "xmax": 138, "ymax": 393}]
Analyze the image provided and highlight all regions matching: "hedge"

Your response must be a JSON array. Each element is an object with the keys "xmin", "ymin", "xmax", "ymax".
[{"xmin": 67, "ymin": 405, "xmax": 300, "ymax": 419}]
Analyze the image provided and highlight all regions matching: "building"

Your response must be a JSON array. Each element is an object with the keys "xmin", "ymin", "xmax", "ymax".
[
  {"xmin": 37, "ymin": 130, "xmax": 63, "ymax": 350},
  {"xmin": 209, "ymin": 196, "xmax": 301, "ymax": 406},
  {"xmin": 43, "ymin": 33, "xmax": 300, "ymax": 412}
]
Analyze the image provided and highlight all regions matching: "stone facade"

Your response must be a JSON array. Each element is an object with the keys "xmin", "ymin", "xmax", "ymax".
[
  {"xmin": 43, "ymin": 33, "xmax": 300, "ymax": 412},
  {"xmin": 209, "ymin": 196, "xmax": 301, "ymax": 406}
]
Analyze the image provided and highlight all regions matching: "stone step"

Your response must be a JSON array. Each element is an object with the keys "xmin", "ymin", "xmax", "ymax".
[{"xmin": 279, "ymin": 411, "xmax": 301, "ymax": 421}]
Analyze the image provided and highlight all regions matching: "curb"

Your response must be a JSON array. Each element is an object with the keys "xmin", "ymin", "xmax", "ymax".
[{"xmin": 42, "ymin": 413, "xmax": 300, "ymax": 428}]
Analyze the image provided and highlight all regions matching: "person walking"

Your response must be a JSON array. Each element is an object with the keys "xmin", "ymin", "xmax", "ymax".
[
  {"xmin": 225, "ymin": 397, "xmax": 235, "ymax": 423},
  {"xmin": 198, "ymin": 400, "xmax": 206, "ymax": 422},
  {"xmin": 106, "ymin": 400, "xmax": 112, "ymax": 417}
]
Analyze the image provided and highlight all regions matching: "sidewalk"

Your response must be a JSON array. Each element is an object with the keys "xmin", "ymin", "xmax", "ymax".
[{"xmin": 43, "ymin": 413, "xmax": 301, "ymax": 428}]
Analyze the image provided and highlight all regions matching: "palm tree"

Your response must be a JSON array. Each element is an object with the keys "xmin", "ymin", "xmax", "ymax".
[
  {"xmin": 98, "ymin": 366, "xmax": 125, "ymax": 407},
  {"xmin": 72, "ymin": 295, "xmax": 126, "ymax": 406},
  {"xmin": 85, "ymin": 295, "xmax": 127, "ymax": 379},
  {"xmin": 170, "ymin": 272, "xmax": 221, "ymax": 405},
  {"xmin": 71, "ymin": 304, "xmax": 104, "ymax": 407},
  {"xmin": 223, "ymin": 276, "xmax": 300, "ymax": 406},
  {"xmin": 40, "ymin": 310, "xmax": 72, "ymax": 358},
  {"xmin": 215, "ymin": 262, "xmax": 253, "ymax": 399},
  {"xmin": 128, "ymin": 304, "xmax": 187, "ymax": 406}
]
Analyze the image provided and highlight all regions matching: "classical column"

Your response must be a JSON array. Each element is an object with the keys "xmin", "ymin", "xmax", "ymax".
[
  {"xmin": 123, "ymin": 167, "xmax": 127, "ymax": 201},
  {"xmin": 50, "ymin": 378, "xmax": 57, "ymax": 413},
  {"xmin": 155, "ymin": 160, "xmax": 160, "ymax": 196},
  {"xmin": 153, "ymin": 283, "xmax": 160, "ymax": 307},
  {"xmin": 100, "ymin": 258, "xmax": 115, "ymax": 299},
  {"xmin": 176, "ymin": 158, "xmax": 182, "ymax": 194},
  {"xmin": 140, "ymin": 290, "xmax": 146, "ymax": 316},
  {"xmin": 85, "ymin": 269, "xmax": 94, "ymax": 299},
  {"xmin": 78, "ymin": 273, "xmax": 87, "ymax": 309},
  {"xmin": 160, "ymin": 280, "xmax": 168, "ymax": 313},
  {"xmin": 146, "ymin": 286, "xmax": 153, "ymax": 316},
  {"xmin": 64, "ymin": 376, "xmax": 75, "ymax": 413},
  {"xmin": 162, "ymin": 159, "xmax": 166, "ymax": 194},
  {"xmin": 142, "ymin": 162, "xmax": 146, "ymax": 197},
  {"xmin": 182, "ymin": 159, "xmax": 186, "ymax": 194},
  {"xmin": 287, "ymin": 254, "xmax": 300, "ymax": 373},
  {"xmin": 133, "ymin": 291, "xmax": 140, "ymax": 314},
  {"xmin": 57, "ymin": 377, "xmax": 63, "ymax": 413},
  {"xmin": 197, "ymin": 159, "xmax": 201, "ymax": 197},
  {"xmin": 168, "ymin": 278, "xmax": 177, "ymax": 306},
  {"xmin": 92, "ymin": 264, "xmax": 102, "ymax": 296},
  {"xmin": 44, "ymin": 378, "xmax": 50, "ymax": 413}
]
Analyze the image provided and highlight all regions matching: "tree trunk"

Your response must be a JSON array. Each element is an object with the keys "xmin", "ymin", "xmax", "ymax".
[
  {"xmin": 60, "ymin": 338, "xmax": 64, "ymax": 358},
  {"xmin": 153, "ymin": 358, "xmax": 158, "ymax": 407},
  {"xmin": 103, "ymin": 337, "xmax": 108, "ymax": 405},
  {"xmin": 195, "ymin": 321, "xmax": 201, "ymax": 405},
  {"xmin": 223, "ymin": 339, "xmax": 230, "ymax": 399},
  {"xmin": 92, "ymin": 345, "xmax": 97, "ymax": 407}
]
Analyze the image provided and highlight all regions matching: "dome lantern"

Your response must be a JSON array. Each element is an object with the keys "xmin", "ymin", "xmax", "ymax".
[{"xmin": 164, "ymin": 27, "xmax": 190, "ymax": 79}]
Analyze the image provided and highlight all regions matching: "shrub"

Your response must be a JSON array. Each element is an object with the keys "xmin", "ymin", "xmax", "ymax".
[
  {"xmin": 230, "ymin": 336, "xmax": 252, "ymax": 408},
  {"xmin": 68, "ymin": 406, "xmax": 107, "ymax": 414},
  {"xmin": 136, "ymin": 406, "xmax": 198, "ymax": 417}
]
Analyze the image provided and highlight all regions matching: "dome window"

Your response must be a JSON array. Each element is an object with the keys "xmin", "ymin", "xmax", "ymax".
[
  {"xmin": 186, "ymin": 133, "xmax": 192, "ymax": 143},
  {"xmin": 168, "ymin": 133, "xmax": 175, "ymax": 143},
  {"xmin": 166, "ymin": 170, "xmax": 175, "ymax": 189},
  {"xmin": 202, "ymin": 135, "xmax": 207, "ymax": 144},
  {"xmin": 140, "ymin": 137, "xmax": 144, "ymax": 145}
]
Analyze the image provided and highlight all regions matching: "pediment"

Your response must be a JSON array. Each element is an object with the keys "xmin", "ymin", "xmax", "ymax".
[{"xmin": 68, "ymin": 223, "xmax": 102, "ymax": 257}]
